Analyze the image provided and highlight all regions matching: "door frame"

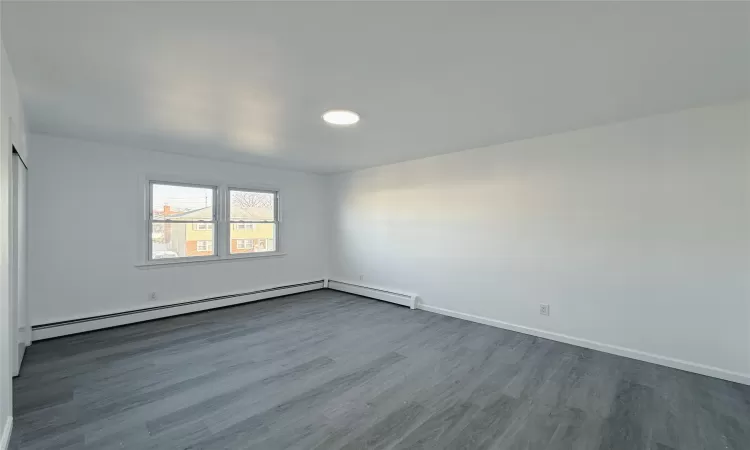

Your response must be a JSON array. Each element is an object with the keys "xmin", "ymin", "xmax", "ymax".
[{"xmin": 8, "ymin": 118, "xmax": 29, "ymax": 377}]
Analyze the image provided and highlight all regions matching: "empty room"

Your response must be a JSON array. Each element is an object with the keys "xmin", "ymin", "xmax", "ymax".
[{"xmin": 1, "ymin": 1, "xmax": 748, "ymax": 449}]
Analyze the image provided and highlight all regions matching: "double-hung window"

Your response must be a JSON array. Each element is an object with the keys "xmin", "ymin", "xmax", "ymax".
[
  {"xmin": 147, "ymin": 181, "xmax": 278, "ymax": 262},
  {"xmin": 149, "ymin": 182, "xmax": 217, "ymax": 260},
  {"xmin": 229, "ymin": 188, "xmax": 278, "ymax": 254}
]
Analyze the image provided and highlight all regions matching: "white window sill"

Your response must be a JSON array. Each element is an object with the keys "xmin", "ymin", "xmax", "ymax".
[{"xmin": 135, "ymin": 252, "xmax": 287, "ymax": 269}]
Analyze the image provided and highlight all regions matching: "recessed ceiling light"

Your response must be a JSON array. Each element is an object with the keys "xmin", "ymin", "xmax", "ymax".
[{"xmin": 322, "ymin": 109, "xmax": 360, "ymax": 126}]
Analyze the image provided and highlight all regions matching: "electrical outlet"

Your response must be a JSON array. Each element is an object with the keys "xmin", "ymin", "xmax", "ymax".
[
  {"xmin": 150, "ymin": 292, "xmax": 158, "ymax": 301},
  {"xmin": 359, "ymin": 275, "xmax": 364, "ymax": 281},
  {"xmin": 539, "ymin": 304, "xmax": 550, "ymax": 316}
]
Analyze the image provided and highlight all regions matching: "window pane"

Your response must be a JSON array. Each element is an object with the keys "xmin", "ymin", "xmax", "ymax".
[
  {"xmin": 229, "ymin": 190, "xmax": 274, "ymax": 221},
  {"xmin": 151, "ymin": 222, "xmax": 215, "ymax": 259},
  {"xmin": 152, "ymin": 183, "xmax": 214, "ymax": 221},
  {"xmin": 230, "ymin": 223, "xmax": 276, "ymax": 254}
]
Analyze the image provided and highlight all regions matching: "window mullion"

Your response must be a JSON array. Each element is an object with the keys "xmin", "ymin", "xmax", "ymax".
[{"xmin": 220, "ymin": 186, "xmax": 229, "ymax": 257}]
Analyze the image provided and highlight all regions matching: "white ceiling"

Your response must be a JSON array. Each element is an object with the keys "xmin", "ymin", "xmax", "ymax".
[{"xmin": 2, "ymin": 1, "xmax": 749, "ymax": 173}]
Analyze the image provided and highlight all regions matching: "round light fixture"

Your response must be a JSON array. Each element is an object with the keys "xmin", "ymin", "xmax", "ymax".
[{"xmin": 322, "ymin": 109, "xmax": 360, "ymax": 126}]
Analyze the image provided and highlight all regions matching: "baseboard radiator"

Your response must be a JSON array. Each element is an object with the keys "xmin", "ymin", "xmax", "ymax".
[
  {"xmin": 326, "ymin": 279, "xmax": 418, "ymax": 309},
  {"xmin": 32, "ymin": 280, "xmax": 325, "ymax": 340}
]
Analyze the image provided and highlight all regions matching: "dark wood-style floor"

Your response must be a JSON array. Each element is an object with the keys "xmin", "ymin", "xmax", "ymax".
[{"xmin": 11, "ymin": 290, "xmax": 750, "ymax": 449}]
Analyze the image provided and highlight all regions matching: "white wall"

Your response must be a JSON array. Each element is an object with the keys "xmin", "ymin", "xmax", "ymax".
[
  {"xmin": 27, "ymin": 134, "xmax": 328, "ymax": 326},
  {"xmin": 328, "ymin": 101, "xmax": 750, "ymax": 383},
  {"xmin": 1, "ymin": 41, "xmax": 28, "ymax": 444}
]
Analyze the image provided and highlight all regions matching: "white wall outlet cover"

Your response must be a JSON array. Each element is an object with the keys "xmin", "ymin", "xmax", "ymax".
[{"xmin": 540, "ymin": 304, "xmax": 550, "ymax": 316}]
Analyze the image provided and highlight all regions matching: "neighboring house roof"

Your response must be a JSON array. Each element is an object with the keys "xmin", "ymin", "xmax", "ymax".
[
  {"xmin": 162, "ymin": 206, "xmax": 212, "ymax": 220},
  {"xmin": 154, "ymin": 205, "xmax": 272, "ymax": 221}
]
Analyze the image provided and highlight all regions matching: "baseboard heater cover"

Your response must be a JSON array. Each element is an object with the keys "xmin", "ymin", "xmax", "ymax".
[
  {"xmin": 32, "ymin": 280, "xmax": 325, "ymax": 340},
  {"xmin": 326, "ymin": 279, "xmax": 418, "ymax": 309}
]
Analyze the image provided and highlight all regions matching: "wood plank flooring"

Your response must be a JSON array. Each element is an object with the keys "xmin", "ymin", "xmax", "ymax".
[{"xmin": 10, "ymin": 289, "xmax": 750, "ymax": 449}]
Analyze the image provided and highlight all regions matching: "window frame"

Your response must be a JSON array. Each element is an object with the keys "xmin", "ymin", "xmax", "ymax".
[
  {"xmin": 227, "ymin": 187, "xmax": 280, "ymax": 257},
  {"xmin": 140, "ymin": 177, "xmax": 283, "ymax": 267},
  {"xmin": 147, "ymin": 180, "xmax": 219, "ymax": 263}
]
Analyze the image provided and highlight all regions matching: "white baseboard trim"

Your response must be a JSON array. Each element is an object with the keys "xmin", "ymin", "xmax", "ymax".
[
  {"xmin": 327, "ymin": 279, "xmax": 418, "ymax": 309},
  {"xmin": 0, "ymin": 416, "xmax": 12, "ymax": 450},
  {"xmin": 32, "ymin": 280, "xmax": 325, "ymax": 341},
  {"xmin": 418, "ymin": 303, "xmax": 750, "ymax": 386}
]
